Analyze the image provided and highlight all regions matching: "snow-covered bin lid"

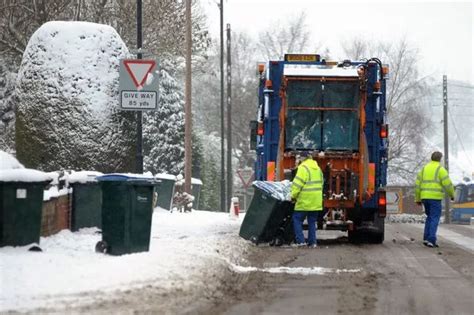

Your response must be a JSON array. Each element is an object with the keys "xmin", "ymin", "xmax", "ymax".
[
  {"xmin": 0, "ymin": 169, "xmax": 53, "ymax": 183},
  {"xmin": 97, "ymin": 173, "xmax": 158, "ymax": 182},
  {"xmin": 191, "ymin": 178, "xmax": 203, "ymax": 185},
  {"xmin": 0, "ymin": 151, "xmax": 24, "ymax": 170},
  {"xmin": 283, "ymin": 64, "xmax": 359, "ymax": 77},
  {"xmin": 155, "ymin": 173, "xmax": 177, "ymax": 181},
  {"xmin": 252, "ymin": 180, "xmax": 292, "ymax": 201},
  {"xmin": 68, "ymin": 171, "xmax": 104, "ymax": 184}
]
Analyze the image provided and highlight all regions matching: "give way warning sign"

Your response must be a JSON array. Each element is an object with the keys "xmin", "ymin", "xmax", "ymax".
[{"xmin": 119, "ymin": 59, "xmax": 159, "ymax": 111}]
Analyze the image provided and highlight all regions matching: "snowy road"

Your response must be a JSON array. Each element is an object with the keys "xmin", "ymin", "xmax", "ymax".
[
  {"xmin": 216, "ymin": 223, "xmax": 474, "ymax": 315},
  {"xmin": 2, "ymin": 215, "xmax": 473, "ymax": 314}
]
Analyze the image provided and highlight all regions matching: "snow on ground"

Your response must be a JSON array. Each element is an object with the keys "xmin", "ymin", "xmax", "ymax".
[
  {"xmin": 0, "ymin": 209, "xmax": 247, "ymax": 312},
  {"xmin": 387, "ymin": 214, "xmax": 427, "ymax": 224}
]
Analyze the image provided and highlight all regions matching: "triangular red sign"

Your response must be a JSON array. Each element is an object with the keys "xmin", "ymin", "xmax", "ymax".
[{"xmin": 123, "ymin": 60, "xmax": 156, "ymax": 88}]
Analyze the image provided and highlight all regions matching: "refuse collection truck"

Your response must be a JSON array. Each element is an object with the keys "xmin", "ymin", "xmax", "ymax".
[{"xmin": 250, "ymin": 54, "xmax": 389, "ymax": 243}]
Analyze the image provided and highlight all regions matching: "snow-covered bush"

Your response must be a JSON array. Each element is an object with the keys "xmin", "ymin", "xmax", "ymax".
[
  {"xmin": 0, "ymin": 150, "xmax": 24, "ymax": 169},
  {"xmin": 15, "ymin": 21, "xmax": 136, "ymax": 172},
  {"xmin": 172, "ymin": 174, "xmax": 194, "ymax": 212}
]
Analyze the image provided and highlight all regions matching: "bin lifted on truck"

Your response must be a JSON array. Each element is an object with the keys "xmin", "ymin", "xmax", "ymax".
[{"xmin": 250, "ymin": 54, "xmax": 389, "ymax": 243}]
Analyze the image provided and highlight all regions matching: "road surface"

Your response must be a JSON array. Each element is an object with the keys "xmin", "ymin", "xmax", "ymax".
[
  {"xmin": 210, "ymin": 223, "xmax": 474, "ymax": 315},
  {"xmin": 22, "ymin": 223, "xmax": 473, "ymax": 314}
]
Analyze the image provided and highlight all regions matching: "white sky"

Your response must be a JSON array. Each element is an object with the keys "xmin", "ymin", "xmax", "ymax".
[{"xmin": 202, "ymin": 0, "xmax": 473, "ymax": 84}]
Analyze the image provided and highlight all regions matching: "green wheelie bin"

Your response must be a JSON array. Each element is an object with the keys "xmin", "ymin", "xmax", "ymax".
[
  {"xmin": 154, "ymin": 174, "xmax": 176, "ymax": 210},
  {"xmin": 69, "ymin": 171, "xmax": 103, "ymax": 231},
  {"xmin": 0, "ymin": 169, "xmax": 51, "ymax": 248},
  {"xmin": 239, "ymin": 181, "xmax": 294, "ymax": 246},
  {"xmin": 95, "ymin": 174, "xmax": 159, "ymax": 255},
  {"xmin": 191, "ymin": 178, "xmax": 202, "ymax": 210}
]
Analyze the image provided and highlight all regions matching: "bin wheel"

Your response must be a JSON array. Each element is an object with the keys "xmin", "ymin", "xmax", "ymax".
[
  {"xmin": 95, "ymin": 241, "xmax": 109, "ymax": 254},
  {"xmin": 28, "ymin": 245, "xmax": 42, "ymax": 252},
  {"xmin": 273, "ymin": 237, "xmax": 284, "ymax": 247},
  {"xmin": 250, "ymin": 236, "xmax": 259, "ymax": 245}
]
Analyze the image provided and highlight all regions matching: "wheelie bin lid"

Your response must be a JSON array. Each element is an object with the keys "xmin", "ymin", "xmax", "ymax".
[{"xmin": 97, "ymin": 173, "xmax": 160, "ymax": 183}]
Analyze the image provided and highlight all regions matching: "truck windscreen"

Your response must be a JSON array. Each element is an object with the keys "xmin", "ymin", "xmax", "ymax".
[{"xmin": 285, "ymin": 80, "xmax": 360, "ymax": 151}]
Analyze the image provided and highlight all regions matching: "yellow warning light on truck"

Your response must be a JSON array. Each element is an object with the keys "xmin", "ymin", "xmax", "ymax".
[{"xmin": 284, "ymin": 54, "xmax": 321, "ymax": 62}]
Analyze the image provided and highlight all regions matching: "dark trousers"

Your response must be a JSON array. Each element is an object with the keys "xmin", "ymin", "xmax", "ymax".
[
  {"xmin": 422, "ymin": 199, "xmax": 442, "ymax": 244},
  {"xmin": 292, "ymin": 211, "xmax": 318, "ymax": 246}
]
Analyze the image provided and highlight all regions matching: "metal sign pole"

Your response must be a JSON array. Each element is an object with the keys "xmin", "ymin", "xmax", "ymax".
[
  {"xmin": 226, "ymin": 23, "xmax": 232, "ymax": 211},
  {"xmin": 219, "ymin": 0, "xmax": 226, "ymax": 212},
  {"xmin": 184, "ymin": 0, "xmax": 192, "ymax": 194},
  {"xmin": 136, "ymin": 0, "xmax": 143, "ymax": 173}
]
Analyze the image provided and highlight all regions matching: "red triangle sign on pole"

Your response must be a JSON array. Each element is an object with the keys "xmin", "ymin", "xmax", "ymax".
[{"xmin": 123, "ymin": 60, "xmax": 156, "ymax": 88}]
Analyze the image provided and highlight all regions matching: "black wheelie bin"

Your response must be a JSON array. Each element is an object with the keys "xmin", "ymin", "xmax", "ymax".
[
  {"xmin": 0, "ymin": 169, "xmax": 52, "ymax": 248},
  {"xmin": 239, "ymin": 181, "xmax": 294, "ymax": 246}
]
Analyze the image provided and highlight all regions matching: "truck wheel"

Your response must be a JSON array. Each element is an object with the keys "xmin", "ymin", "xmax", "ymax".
[
  {"xmin": 368, "ymin": 232, "xmax": 384, "ymax": 244},
  {"xmin": 348, "ymin": 230, "xmax": 362, "ymax": 244}
]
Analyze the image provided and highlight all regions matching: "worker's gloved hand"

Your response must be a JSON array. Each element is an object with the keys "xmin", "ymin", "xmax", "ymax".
[
  {"xmin": 416, "ymin": 201, "xmax": 422, "ymax": 206},
  {"xmin": 291, "ymin": 198, "xmax": 296, "ymax": 203}
]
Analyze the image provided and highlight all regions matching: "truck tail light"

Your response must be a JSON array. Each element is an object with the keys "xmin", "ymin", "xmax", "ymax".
[
  {"xmin": 380, "ymin": 124, "xmax": 388, "ymax": 138},
  {"xmin": 378, "ymin": 190, "xmax": 387, "ymax": 218},
  {"xmin": 257, "ymin": 121, "xmax": 264, "ymax": 136}
]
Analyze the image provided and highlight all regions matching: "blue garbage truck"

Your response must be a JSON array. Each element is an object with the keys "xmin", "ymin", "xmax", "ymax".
[{"xmin": 249, "ymin": 54, "xmax": 389, "ymax": 243}]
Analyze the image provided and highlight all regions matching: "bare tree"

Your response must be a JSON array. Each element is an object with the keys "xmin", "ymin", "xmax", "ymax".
[
  {"xmin": 0, "ymin": 0, "xmax": 210, "ymax": 68},
  {"xmin": 343, "ymin": 38, "xmax": 432, "ymax": 184},
  {"xmin": 257, "ymin": 11, "xmax": 310, "ymax": 60}
]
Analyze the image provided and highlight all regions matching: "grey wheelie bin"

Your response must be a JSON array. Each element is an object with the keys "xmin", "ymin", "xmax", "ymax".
[
  {"xmin": 239, "ymin": 181, "xmax": 294, "ymax": 246},
  {"xmin": 0, "ymin": 169, "xmax": 51, "ymax": 248},
  {"xmin": 95, "ymin": 174, "xmax": 159, "ymax": 255}
]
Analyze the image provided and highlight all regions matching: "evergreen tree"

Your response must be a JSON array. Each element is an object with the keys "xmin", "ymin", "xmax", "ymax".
[
  {"xmin": 196, "ymin": 131, "xmax": 221, "ymax": 211},
  {"xmin": 192, "ymin": 131, "xmax": 203, "ymax": 179},
  {"xmin": 143, "ymin": 64, "xmax": 185, "ymax": 175}
]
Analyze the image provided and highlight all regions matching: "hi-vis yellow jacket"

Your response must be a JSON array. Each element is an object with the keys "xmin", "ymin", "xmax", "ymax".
[
  {"xmin": 291, "ymin": 158, "xmax": 323, "ymax": 211},
  {"xmin": 415, "ymin": 161, "xmax": 455, "ymax": 202}
]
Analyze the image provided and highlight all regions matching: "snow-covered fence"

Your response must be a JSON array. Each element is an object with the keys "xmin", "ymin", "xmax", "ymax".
[
  {"xmin": 41, "ymin": 171, "xmax": 72, "ymax": 237},
  {"xmin": 41, "ymin": 194, "xmax": 71, "ymax": 237}
]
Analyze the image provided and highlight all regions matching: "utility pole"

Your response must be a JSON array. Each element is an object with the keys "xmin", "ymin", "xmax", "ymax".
[
  {"xmin": 443, "ymin": 75, "xmax": 450, "ymax": 224},
  {"xmin": 219, "ymin": 0, "xmax": 226, "ymax": 212},
  {"xmin": 136, "ymin": 0, "xmax": 143, "ymax": 173},
  {"xmin": 184, "ymin": 0, "xmax": 192, "ymax": 194},
  {"xmin": 226, "ymin": 23, "xmax": 232, "ymax": 211}
]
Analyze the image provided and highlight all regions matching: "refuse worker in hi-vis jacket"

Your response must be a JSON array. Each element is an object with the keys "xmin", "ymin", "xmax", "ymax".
[
  {"xmin": 290, "ymin": 151, "xmax": 324, "ymax": 248},
  {"xmin": 415, "ymin": 151, "xmax": 455, "ymax": 248}
]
